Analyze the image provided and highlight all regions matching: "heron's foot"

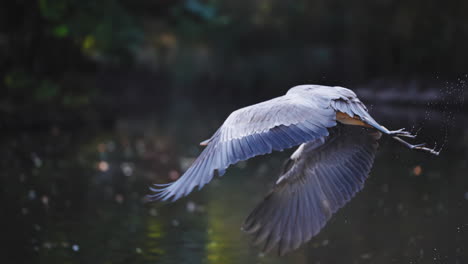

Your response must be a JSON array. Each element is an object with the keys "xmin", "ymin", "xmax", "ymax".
[
  {"xmin": 413, "ymin": 144, "xmax": 441, "ymax": 156},
  {"xmin": 392, "ymin": 136, "xmax": 441, "ymax": 156},
  {"xmin": 388, "ymin": 128, "xmax": 417, "ymax": 138},
  {"xmin": 409, "ymin": 143, "xmax": 427, "ymax": 148}
]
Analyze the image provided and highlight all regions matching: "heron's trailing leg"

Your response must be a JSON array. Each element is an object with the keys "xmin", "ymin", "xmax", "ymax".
[
  {"xmin": 387, "ymin": 128, "xmax": 417, "ymax": 138},
  {"xmin": 392, "ymin": 136, "xmax": 440, "ymax": 156},
  {"xmin": 358, "ymin": 116, "xmax": 439, "ymax": 155}
]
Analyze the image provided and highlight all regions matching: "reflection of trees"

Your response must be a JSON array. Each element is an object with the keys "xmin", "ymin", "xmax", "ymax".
[
  {"xmin": 204, "ymin": 191, "xmax": 240, "ymax": 264},
  {"xmin": 1, "ymin": 122, "xmax": 171, "ymax": 263},
  {"xmin": 143, "ymin": 212, "xmax": 166, "ymax": 262},
  {"xmin": 203, "ymin": 167, "xmax": 309, "ymax": 264},
  {"xmin": 2, "ymin": 112, "xmax": 467, "ymax": 263},
  {"xmin": 0, "ymin": 127, "xmax": 97, "ymax": 263}
]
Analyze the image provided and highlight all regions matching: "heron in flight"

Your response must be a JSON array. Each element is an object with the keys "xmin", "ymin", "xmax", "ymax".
[{"xmin": 149, "ymin": 85, "xmax": 439, "ymax": 255}]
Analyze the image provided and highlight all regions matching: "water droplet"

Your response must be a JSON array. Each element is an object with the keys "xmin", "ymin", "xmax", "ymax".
[
  {"xmin": 72, "ymin": 244, "xmax": 79, "ymax": 252},
  {"xmin": 169, "ymin": 170, "xmax": 180, "ymax": 181},
  {"xmin": 28, "ymin": 190, "xmax": 36, "ymax": 200},
  {"xmin": 148, "ymin": 208, "xmax": 158, "ymax": 216},
  {"xmin": 412, "ymin": 165, "xmax": 422, "ymax": 176},
  {"xmin": 21, "ymin": 208, "xmax": 29, "ymax": 215},
  {"xmin": 186, "ymin": 201, "xmax": 196, "ymax": 213},
  {"xmin": 106, "ymin": 141, "xmax": 116, "ymax": 152},
  {"xmin": 31, "ymin": 153, "xmax": 42, "ymax": 168},
  {"xmin": 43, "ymin": 242, "xmax": 52, "ymax": 249},
  {"xmin": 115, "ymin": 194, "xmax": 124, "ymax": 204},
  {"xmin": 97, "ymin": 143, "xmax": 106, "ymax": 153},
  {"xmin": 121, "ymin": 162, "xmax": 133, "ymax": 176},
  {"xmin": 179, "ymin": 157, "xmax": 195, "ymax": 171},
  {"xmin": 98, "ymin": 161, "xmax": 109, "ymax": 172},
  {"xmin": 41, "ymin": 195, "xmax": 49, "ymax": 206}
]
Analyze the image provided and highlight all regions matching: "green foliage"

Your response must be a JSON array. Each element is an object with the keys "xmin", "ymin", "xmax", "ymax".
[
  {"xmin": 38, "ymin": 0, "xmax": 144, "ymax": 62},
  {"xmin": 62, "ymin": 94, "xmax": 90, "ymax": 107},
  {"xmin": 1, "ymin": 0, "xmax": 148, "ymax": 113},
  {"xmin": 2, "ymin": 0, "xmax": 468, "ymax": 117},
  {"xmin": 38, "ymin": 0, "xmax": 68, "ymax": 21},
  {"xmin": 34, "ymin": 80, "xmax": 60, "ymax": 102},
  {"xmin": 184, "ymin": 0, "xmax": 216, "ymax": 20},
  {"xmin": 2, "ymin": 69, "xmax": 92, "ymax": 109},
  {"xmin": 51, "ymin": 24, "xmax": 69, "ymax": 38},
  {"xmin": 4, "ymin": 71, "xmax": 35, "ymax": 91}
]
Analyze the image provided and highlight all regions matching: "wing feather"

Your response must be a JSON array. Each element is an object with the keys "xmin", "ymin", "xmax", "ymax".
[
  {"xmin": 242, "ymin": 126, "xmax": 380, "ymax": 255},
  {"xmin": 148, "ymin": 93, "xmax": 337, "ymax": 201}
]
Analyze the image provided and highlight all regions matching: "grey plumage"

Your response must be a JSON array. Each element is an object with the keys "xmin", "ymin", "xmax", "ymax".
[
  {"xmin": 149, "ymin": 85, "xmax": 367, "ymax": 201},
  {"xmin": 148, "ymin": 84, "xmax": 438, "ymax": 255},
  {"xmin": 242, "ymin": 126, "xmax": 381, "ymax": 255}
]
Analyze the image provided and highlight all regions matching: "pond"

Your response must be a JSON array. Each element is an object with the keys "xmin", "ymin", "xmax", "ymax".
[{"xmin": 2, "ymin": 106, "xmax": 467, "ymax": 264}]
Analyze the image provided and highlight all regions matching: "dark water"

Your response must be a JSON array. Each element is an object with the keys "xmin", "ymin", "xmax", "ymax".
[{"xmin": 2, "ymin": 107, "xmax": 468, "ymax": 264}]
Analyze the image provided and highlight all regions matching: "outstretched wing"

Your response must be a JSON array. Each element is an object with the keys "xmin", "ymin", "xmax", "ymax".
[
  {"xmin": 242, "ymin": 126, "xmax": 380, "ymax": 255},
  {"xmin": 148, "ymin": 93, "xmax": 338, "ymax": 202}
]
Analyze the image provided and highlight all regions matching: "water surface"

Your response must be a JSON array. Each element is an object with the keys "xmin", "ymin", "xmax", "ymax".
[{"xmin": 2, "ymin": 108, "xmax": 467, "ymax": 264}]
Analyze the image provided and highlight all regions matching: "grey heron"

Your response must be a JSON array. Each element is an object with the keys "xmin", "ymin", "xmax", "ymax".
[{"xmin": 148, "ymin": 84, "xmax": 439, "ymax": 255}]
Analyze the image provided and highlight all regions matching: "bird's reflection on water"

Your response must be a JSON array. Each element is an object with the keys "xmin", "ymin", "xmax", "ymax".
[{"xmin": 2, "ymin": 108, "xmax": 467, "ymax": 263}]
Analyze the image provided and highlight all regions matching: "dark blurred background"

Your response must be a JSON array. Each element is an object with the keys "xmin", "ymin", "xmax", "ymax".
[
  {"xmin": 1, "ymin": 0, "xmax": 467, "ymax": 121},
  {"xmin": 1, "ymin": 1, "xmax": 467, "ymax": 264}
]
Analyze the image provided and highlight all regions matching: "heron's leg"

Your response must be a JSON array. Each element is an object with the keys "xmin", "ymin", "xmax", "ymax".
[
  {"xmin": 392, "ymin": 136, "xmax": 440, "ymax": 156},
  {"xmin": 359, "ymin": 116, "xmax": 439, "ymax": 155},
  {"xmin": 388, "ymin": 128, "xmax": 417, "ymax": 138},
  {"xmin": 360, "ymin": 116, "xmax": 416, "ymax": 138}
]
